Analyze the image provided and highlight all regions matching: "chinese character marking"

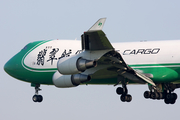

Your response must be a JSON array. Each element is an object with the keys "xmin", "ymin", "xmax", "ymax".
[
  {"xmin": 59, "ymin": 49, "xmax": 72, "ymax": 60},
  {"xmin": 37, "ymin": 49, "xmax": 47, "ymax": 66},
  {"xmin": 75, "ymin": 50, "xmax": 82, "ymax": 54},
  {"xmin": 47, "ymin": 48, "xmax": 59, "ymax": 65}
]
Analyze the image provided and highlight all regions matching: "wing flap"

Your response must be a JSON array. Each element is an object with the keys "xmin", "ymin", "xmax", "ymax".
[
  {"xmin": 135, "ymin": 70, "xmax": 156, "ymax": 86},
  {"xmin": 98, "ymin": 51, "xmax": 156, "ymax": 86}
]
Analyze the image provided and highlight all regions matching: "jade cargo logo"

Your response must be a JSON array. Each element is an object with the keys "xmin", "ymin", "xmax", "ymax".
[
  {"xmin": 98, "ymin": 22, "xmax": 102, "ymax": 27},
  {"xmin": 123, "ymin": 48, "xmax": 160, "ymax": 55}
]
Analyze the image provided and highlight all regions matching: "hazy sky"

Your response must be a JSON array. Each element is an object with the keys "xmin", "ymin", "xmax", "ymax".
[{"xmin": 1, "ymin": 0, "xmax": 180, "ymax": 120}]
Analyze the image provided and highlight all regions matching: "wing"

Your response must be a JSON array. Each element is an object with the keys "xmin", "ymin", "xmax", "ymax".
[
  {"xmin": 88, "ymin": 18, "xmax": 106, "ymax": 31},
  {"xmin": 82, "ymin": 18, "xmax": 156, "ymax": 86}
]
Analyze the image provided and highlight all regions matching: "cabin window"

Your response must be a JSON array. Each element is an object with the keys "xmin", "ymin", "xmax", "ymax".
[{"xmin": 22, "ymin": 45, "xmax": 28, "ymax": 50}]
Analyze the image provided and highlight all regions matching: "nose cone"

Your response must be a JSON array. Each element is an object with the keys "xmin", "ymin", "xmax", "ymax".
[
  {"xmin": 4, "ymin": 57, "xmax": 18, "ymax": 78},
  {"xmin": 4, "ymin": 61, "xmax": 9, "ymax": 74}
]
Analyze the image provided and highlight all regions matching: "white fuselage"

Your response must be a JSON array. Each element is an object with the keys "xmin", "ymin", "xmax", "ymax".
[
  {"xmin": 114, "ymin": 40, "xmax": 180, "ymax": 65},
  {"xmin": 24, "ymin": 40, "xmax": 180, "ymax": 71}
]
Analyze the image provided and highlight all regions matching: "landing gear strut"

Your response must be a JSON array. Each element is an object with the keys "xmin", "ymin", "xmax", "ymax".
[
  {"xmin": 116, "ymin": 77, "xmax": 132, "ymax": 102},
  {"xmin": 32, "ymin": 84, "xmax": 43, "ymax": 102},
  {"xmin": 143, "ymin": 83, "xmax": 178, "ymax": 104}
]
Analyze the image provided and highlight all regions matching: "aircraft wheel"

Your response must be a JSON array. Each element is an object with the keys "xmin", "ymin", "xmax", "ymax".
[
  {"xmin": 120, "ymin": 95, "xmax": 127, "ymax": 102},
  {"xmin": 126, "ymin": 94, "xmax": 132, "ymax": 102},
  {"xmin": 159, "ymin": 92, "xmax": 164, "ymax": 99},
  {"xmin": 164, "ymin": 98, "xmax": 170, "ymax": 104},
  {"xmin": 164, "ymin": 98, "xmax": 176, "ymax": 104},
  {"xmin": 32, "ymin": 95, "xmax": 43, "ymax": 102},
  {"xmin": 120, "ymin": 94, "xmax": 132, "ymax": 102},
  {"xmin": 157, "ymin": 92, "xmax": 161, "ymax": 100},
  {"xmin": 170, "ymin": 99, "xmax": 176, "ymax": 104},
  {"xmin": 37, "ymin": 95, "xmax": 43, "ymax": 102},
  {"xmin": 32, "ymin": 95, "xmax": 38, "ymax": 102},
  {"xmin": 150, "ymin": 92, "xmax": 158, "ymax": 99},
  {"xmin": 166, "ymin": 93, "xmax": 172, "ymax": 100},
  {"xmin": 172, "ymin": 93, "xmax": 177, "ymax": 100},
  {"xmin": 164, "ymin": 93, "xmax": 177, "ymax": 104},
  {"xmin": 144, "ymin": 91, "xmax": 150, "ymax": 99},
  {"xmin": 116, "ymin": 87, "xmax": 123, "ymax": 95}
]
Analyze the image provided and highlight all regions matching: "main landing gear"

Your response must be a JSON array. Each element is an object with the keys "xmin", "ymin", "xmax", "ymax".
[
  {"xmin": 115, "ymin": 77, "xmax": 132, "ymax": 102},
  {"xmin": 144, "ymin": 83, "xmax": 179, "ymax": 104},
  {"xmin": 32, "ymin": 84, "xmax": 43, "ymax": 103},
  {"xmin": 116, "ymin": 86, "xmax": 132, "ymax": 102}
]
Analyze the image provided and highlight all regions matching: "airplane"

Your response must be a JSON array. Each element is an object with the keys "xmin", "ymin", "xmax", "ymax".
[{"xmin": 4, "ymin": 18, "xmax": 180, "ymax": 104}]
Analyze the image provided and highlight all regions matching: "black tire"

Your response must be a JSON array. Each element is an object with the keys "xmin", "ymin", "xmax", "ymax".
[
  {"xmin": 157, "ymin": 92, "xmax": 161, "ymax": 100},
  {"xmin": 144, "ymin": 91, "xmax": 150, "ymax": 99},
  {"xmin": 120, "ymin": 95, "xmax": 126, "ymax": 102},
  {"xmin": 166, "ymin": 93, "xmax": 172, "ymax": 100},
  {"xmin": 126, "ymin": 94, "xmax": 132, "ymax": 102},
  {"xmin": 164, "ymin": 98, "xmax": 170, "ymax": 104},
  {"xmin": 150, "ymin": 92, "xmax": 157, "ymax": 99},
  {"xmin": 170, "ymin": 99, "xmax": 176, "ymax": 104},
  {"xmin": 32, "ymin": 95, "xmax": 38, "ymax": 102},
  {"xmin": 116, "ymin": 87, "xmax": 123, "ymax": 95},
  {"xmin": 172, "ymin": 93, "xmax": 177, "ymax": 100},
  {"xmin": 37, "ymin": 95, "xmax": 43, "ymax": 102},
  {"xmin": 159, "ymin": 92, "xmax": 164, "ymax": 99}
]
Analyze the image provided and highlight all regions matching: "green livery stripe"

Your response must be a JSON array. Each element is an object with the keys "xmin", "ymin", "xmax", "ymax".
[
  {"xmin": 129, "ymin": 63, "xmax": 180, "ymax": 83},
  {"xmin": 130, "ymin": 63, "xmax": 180, "ymax": 68}
]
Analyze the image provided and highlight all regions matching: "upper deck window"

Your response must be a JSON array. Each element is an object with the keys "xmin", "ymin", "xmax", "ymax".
[{"xmin": 22, "ymin": 45, "xmax": 28, "ymax": 50}]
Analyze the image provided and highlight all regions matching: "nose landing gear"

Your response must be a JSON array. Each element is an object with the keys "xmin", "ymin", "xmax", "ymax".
[{"xmin": 32, "ymin": 84, "xmax": 43, "ymax": 102}]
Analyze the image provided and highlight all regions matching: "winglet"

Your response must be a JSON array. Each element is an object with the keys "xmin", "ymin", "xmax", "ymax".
[{"xmin": 88, "ymin": 18, "xmax": 106, "ymax": 31}]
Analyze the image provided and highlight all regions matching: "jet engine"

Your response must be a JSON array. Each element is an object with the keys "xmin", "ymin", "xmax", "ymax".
[
  {"xmin": 57, "ymin": 55, "xmax": 97, "ymax": 75},
  {"xmin": 53, "ymin": 71, "xmax": 91, "ymax": 88}
]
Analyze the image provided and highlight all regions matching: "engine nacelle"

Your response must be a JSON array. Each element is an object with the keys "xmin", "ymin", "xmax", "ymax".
[
  {"xmin": 57, "ymin": 55, "xmax": 97, "ymax": 75},
  {"xmin": 53, "ymin": 71, "xmax": 91, "ymax": 88}
]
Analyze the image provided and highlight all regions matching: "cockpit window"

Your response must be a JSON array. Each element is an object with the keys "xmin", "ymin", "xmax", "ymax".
[{"xmin": 22, "ymin": 45, "xmax": 28, "ymax": 50}]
